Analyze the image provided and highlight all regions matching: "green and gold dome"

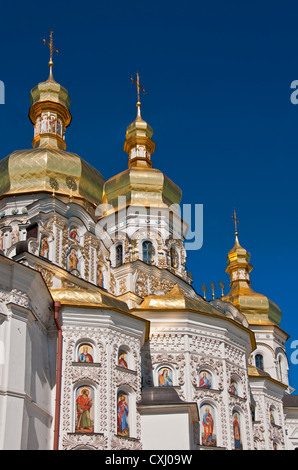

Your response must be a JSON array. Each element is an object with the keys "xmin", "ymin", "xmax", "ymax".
[{"xmin": 0, "ymin": 34, "xmax": 105, "ymax": 207}]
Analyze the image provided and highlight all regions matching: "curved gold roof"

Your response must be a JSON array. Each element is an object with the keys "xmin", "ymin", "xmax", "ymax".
[
  {"xmin": 0, "ymin": 147, "xmax": 105, "ymax": 206},
  {"xmin": 139, "ymin": 284, "xmax": 225, "ymax": 316},
  {"xmin": 103, "ymin": 165, "xmax": 182, "ymax": 211},
  {"xmin": 51, "ymin": 287, "xmax": 130, "ymax": 311},
  {"xmin": 222, "ymin": 234, "xmax": 282, "ymax": 326}
]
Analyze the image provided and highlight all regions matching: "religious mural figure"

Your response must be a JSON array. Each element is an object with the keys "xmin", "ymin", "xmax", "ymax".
[
  {"xmin": 75, "ymin": 387, "xmax": 94, "ymax": 433},
  {"xmin": 198, "ymin": 370, "xmax": 212, "ymax": 389},
  {"xmin": 57, "ymin": 119, "xmax": 62, "ymax": 137},
  {"xmin": 49, "ymin": 115, "xmax": 56, "ymax": 133},
  {"xmin": 41, "ymin": 115, "xmax": 48, "ymax": 133},
  {"xmin": 11, "ymin": 226, "xmax": 19, "ymax": 246},
  {"xmin": 66, "ymin": 247, "xmax": 80, "ymax": 274},
  {"xmin": 0, "ymin": 230, "xmax": 3, "ymax": 251},
  {"xmin": 117, "ymin": 392, "xmax": 129, "ymax": 437},
  {"xmin": 233, "ymin": 410, "xmax": 242, "ymax": 449},
  {"xmin": 35, "ymin": 117, "xmax": 41, "ymax": 137},
  {"xmin": 270, "ymin": 408, "xmax": 275, "ymax": 425},
  {"xmin": 201, "ymin": 405, "xmax": 216, "ymax": 446},
  {"xmin": 39, "ymin": 235, "xmax": 49, "ymax": 259},
  {"xmin": 69, "ymin": 227, "xmax": 80, "ymax": 243},
  {"xmin": 118, "ymin": 351, "xmax": 128, "ymax": 369},
  {"xmin": 96, "ymin": 266, "xmax": 104, "ymax": 287},
  {"xmin": 78, "ymin": 344, "xmax": 93, "ymax": 363},
  {"xmin": 229, "ymin": 380, "xmax": 238, "ymax": 396},
  {"xmin": 158, "ymin": 367, "xmax": 173, "ymax": 386}
]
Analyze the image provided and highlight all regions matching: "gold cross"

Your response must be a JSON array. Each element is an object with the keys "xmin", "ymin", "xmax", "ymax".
[
  {"xmin": 131, "ymin": 72, "xmax": 146, "ymax": 103},
  {"xmin": 232, "ymin": 210, "xmax": 239, "ymax": 235},
  {"xmin": 43, "ymin": 30, "xmax": 59, "ymax": 67}
]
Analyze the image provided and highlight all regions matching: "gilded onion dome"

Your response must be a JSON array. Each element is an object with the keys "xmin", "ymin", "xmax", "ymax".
[
  {"xmin": 0, "ymin": 33, "xmax": 105, "ymax": 207},
  {"xmin": 102, "ymin": 83, "xmax": 182, "ymax": 213},
  {"xmin": 222, "ymin": 231, "xmax": 282, "ymax": 327}
]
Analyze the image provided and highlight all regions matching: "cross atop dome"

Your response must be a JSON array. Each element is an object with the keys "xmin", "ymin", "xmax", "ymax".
[
  {"xmin": 131, "ymin": 72, "xmax": 146, "ymax": 118},
  {"xmin": 43, "ymin": 30, "xmax": 59, "ymax": 81}
]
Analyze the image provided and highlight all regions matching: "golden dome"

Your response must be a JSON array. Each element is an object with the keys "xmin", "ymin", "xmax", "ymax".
[
  {"xmin": 0, "ymin": 147, "xmax": 105, "ymax": 206},
  {"xmin": 222, "ymin": 233, "xmax": 282, "ymax": 326},
  {"xmin": 102, "ymin": 96, "xmax": 182, "ymax": 213},
  {"xmin": 0, "ymin": 53, "xmax": 105, "ymax": 207},
  {"xmin": 103, "ymin": 165, "xmax": 182, "ymax": 212}
]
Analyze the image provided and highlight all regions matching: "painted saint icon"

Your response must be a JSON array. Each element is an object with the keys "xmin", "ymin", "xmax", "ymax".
[
  {"xmin": 117, "ymin": 391, "xmax": 129, "ymax": 437},
  {"xmin": 96, "ymin": 266, "xmax": 104, "ymax": 287},
  {"xmin": 75, "ymin": 386, "xmax": 94, "ymax": 433},
  {"xmin": 270, "ymin": 408, "xmax": 275, "ymax": 425},
  {"xmin": 69, "ymin": 227, "xmax": 80, "ymax": 243},
  {"xmin": 118, "ymin": 351, "xmax": 128, "ymax": 369},
  {"xmin": 229, "ymin": 380, "xmax": 238, "ymax": 396},
  {"xmin": 201, "ymin": 404, "xmax": 216, "ymax": 447},
  {"xmin": 78, "ymin": 344, "xmax": 93, "ymax": 363},
  {"xmin": 158, "ymin": 367, "xmax": 173, "ymax": 386},
  {"xmin": 198, "ymin": 370, "xmax": 212, "ymax": 389},
  {"xmin": 66, "ymin": 247, "xmax": 80, "ymax": 275},
  {"xmin": 11, "ymin": 226, "xmax": 19, "ymax": 246},
  {"xmin": 233, "ymin": 410, "xmax": 242, "ymax": 449},
  {"xmin": 39, "ymin": 235, "xmax": 49, "ymax": 259}
]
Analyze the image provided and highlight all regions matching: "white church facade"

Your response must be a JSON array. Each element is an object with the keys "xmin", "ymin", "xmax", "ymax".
[{"xmin": 0, "ymin": 39, "xmax": 297, "ymax": 451}]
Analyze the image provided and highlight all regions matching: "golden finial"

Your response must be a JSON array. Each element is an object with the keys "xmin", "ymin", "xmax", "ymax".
[
  {"xmin": 201, "ymin": 283, "xmax": 207, "ymax": 300},
  {"xmin": 219, "ymin": 280, "xmax": 225, "ymax": 298},
  {"xmin": 131, "ymin": 72, "xmax": 146, "ymax": 117},
  {"xmin": 210, "ymin": 281, "xmax": 216, "ymax": 299},
  {"xmin": 43, "ymin": 30, "xmax": 59, "ymax": 80},
  {"xmin": 232, "ymin": 209, "xmax": 239, "ymax": 236}
]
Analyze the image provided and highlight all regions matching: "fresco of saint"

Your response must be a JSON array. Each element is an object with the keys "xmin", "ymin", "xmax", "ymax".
[
  {"xmin": 158, "ymin": 367, "xmax": 173, "ymax": 386},
  {"xmin": 66, "ymin": 247, "xmax": 80, "ymax": 274},
  {"xmin": 117, "ymin": 392, "xmax": 129, "ymax": 437},
  {"xmin": 96, "ymin": 266, "xmax": 104, "ymax": 287},
  {"xmin": 229, "ymin": 380, "xmax": 238, "ymax": 396},
  {"xmin": 69, "ymin": 227, "xmax": 80, "ymax": 243},
  {"xmin": 78, "ymin": 345, "xmax": 93, "ymax": 363},
  {"xmin": 39, "ymin": 235, "xmax": 49, "ymax": 259},
  {"xmin": 201, "ymin": 405, "xmax": 216, "ymax": 447},
  {"xmin": 118, "ymin": 351, "xmax": 128, "ymax": 369},
  {"xmin": 233, "ymin": 410, "xmax": 242, "ymax": 449},
  {"xmin": 198, "ymin": 370, "xmax": 212, "ymax": 389},
  {"xmin": 75, "ymin": 387, "xmax": 94, "ymax": 433}
]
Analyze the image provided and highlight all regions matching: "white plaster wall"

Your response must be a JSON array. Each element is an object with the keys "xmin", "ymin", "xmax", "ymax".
[{"xmin": 140, "ymin": 412, "xmax": 191, "ymax": 450}]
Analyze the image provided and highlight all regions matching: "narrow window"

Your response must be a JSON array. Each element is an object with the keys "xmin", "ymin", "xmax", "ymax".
[
  {"xmin": 255, "ymin": 354, "xmax": 264, "ymax": 370},
  {"xmin": 142, "ymin": 241, "xmax": 153, "ymax": 265},
  {"xmin": 116, "ymin": 244, "xmax": 123, "ymax": 267}
]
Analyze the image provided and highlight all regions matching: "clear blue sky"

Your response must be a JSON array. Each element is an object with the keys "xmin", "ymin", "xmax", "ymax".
[{"xmin": 0, "ymin": 0, "xmax": 297, "ymax": 390}]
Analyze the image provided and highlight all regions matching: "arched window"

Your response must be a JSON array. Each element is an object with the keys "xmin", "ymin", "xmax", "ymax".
[
  {"xmin": 255, "ymin": 354, "xmax": 264, "ymax": 370},
  {"xmin": 115, "ymin": 244, "xmax": 123, "ymax": 267},
  {"xmin": 142, "ymin": 240, "xmax": 154, "ymax": 265},
  {"xmin": 170, "ymin": 246, "xmax": 179, "ymax": 269}
]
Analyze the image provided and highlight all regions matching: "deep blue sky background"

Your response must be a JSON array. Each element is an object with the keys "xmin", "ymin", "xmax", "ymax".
[{"xmin": 0, "ymin": 0, "xmax": 297, "ymax": 390}]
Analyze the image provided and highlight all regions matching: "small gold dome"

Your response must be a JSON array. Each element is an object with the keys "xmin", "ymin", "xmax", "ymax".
[
  {"xmin": 222, "ymin": 234, "xmax": 282, "ymax": 326},
  {"xmin": 103, "ymin": 165, "xmax": 182, "ymax": 212},
  {"xmin": 0, "ymin": 62, "xmax": 105, "ymax": 207},
  {"xmin": 102, "ymin": 98, "xmax": 182, "ymax": 213}
]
